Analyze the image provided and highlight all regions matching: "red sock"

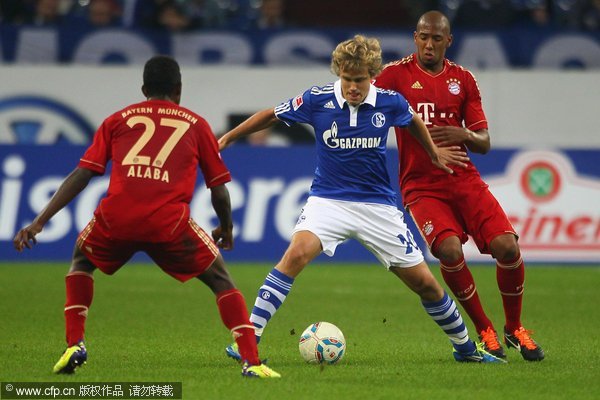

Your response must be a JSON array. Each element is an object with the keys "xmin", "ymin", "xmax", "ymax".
[
  {"xmin": 64, "ymin": 272, "xmax": 94, "ymax": 346},
  {"xmin": 216, "ymin": 289, "xmax": 260, "ymax": 365},
  {"xmin": 496, "ymin": 254, "xmax": 524, "ymax": 332},
  {"xmin": 440, "ymin": 257, "xmax": 494, "ymax": 333}
]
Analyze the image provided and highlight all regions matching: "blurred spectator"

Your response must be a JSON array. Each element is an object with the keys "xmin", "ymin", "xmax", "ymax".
[
  {"xmin": 247, "ymin": 0, "xmax": 287, "ymax": 30},
  {"xmin": 68, "ymin": 0, "xmax": 121, "ymax": 28},
  {"xmin": 24, "ymin": 0, "xmax": 67, "ymax": 26},
  {"xmin": 551, "ymin": 0, "xmax": 581, "ymax": 28},
  {"xmin": 2, "ymin": 0, "xmax": 597, "ymax": 31},
  {"xmin": 159, "ymin": 1, "xmax": 192, "ymax": 31},
  {"xmin": 529, "ymin": 2, "xmax": 552, "ymax": 26},
  {"xmin": 284, "ymin": 0, "xmax": 412, "ymax": 28},
  {"xmin": 141, "ymin": 0, "xmax": 198, "ymax": 32},
  {"xmin": 511, "ymin": 0, "xmax": 553, "ymax": 28},
  {"xmin": 121, "ymin": 0, "xmax": 240, "ymax": 29},
  {"xmin": 87, "ymin": 0, "xmax": 121, "ymax": 27},
  {"xmin": 579, "ymin": 0, "xmax": 600, "ymax": 30},
  {"xmin": 184, "ymin": 0, "xmax": 237, "ymax": 29},
  {"xmin": 452, "ymin": 0, "xmax": 517, "ymax": 28}
]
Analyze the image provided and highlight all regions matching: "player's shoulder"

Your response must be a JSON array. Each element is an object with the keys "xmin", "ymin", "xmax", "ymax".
[
  {"xmin": 445, "ymin": 59, "xmax": 478, "ymax": 80},
  {"xmin": 303, "ymin": 83, "xmax": 335, "ymax": 107},
  {"xmin": 381, "ymin": 54, "xmax": 414, "ymax": 73},
  {"xmin": 375, "ymin": 86, "xmax": 401, "ymax": 98},
  {"xmin": 309, "ymin": 83, "xmax": 335, "ymax": 97},
  {"xmin": 374, "ymin": 87, "xmax": 409, "ymax": 112},
  {"xmin": 383, "ymin": 54, "xmax": 414, "ymax": 69},
  {"xmin": 104, "ymin": 101, "xmax": 145, "ymax": 125}
]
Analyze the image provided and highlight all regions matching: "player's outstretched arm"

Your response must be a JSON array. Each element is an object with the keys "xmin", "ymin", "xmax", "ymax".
[
  {"xmin": 13, "ymin": 168, "xmax": 97, "ymax": 252},
  {"xmin": 218, "ymin": 108, "xmax": 278, "ymax": 150},
  {"xmin": 210, "ymin": 184, "xmax": 234, "ymax": 250},
  {"xmin": 407, "ymin": 114, "xmax": 469, "ymax": 174}
]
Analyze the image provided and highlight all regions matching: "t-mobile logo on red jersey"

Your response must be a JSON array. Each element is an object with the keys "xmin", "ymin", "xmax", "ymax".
[{"xmin": 416, "ymin": 103, "xmax": 435, "ymax": 125}]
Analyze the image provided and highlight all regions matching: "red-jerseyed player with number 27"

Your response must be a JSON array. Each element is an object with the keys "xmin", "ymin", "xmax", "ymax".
[
  {"xmin": 13, "ymin": 55, "xmax": 280, "ymax": 378},
  {"xmin": 374, "ymin": 10, "xmax": 544, "ymax": 361}
]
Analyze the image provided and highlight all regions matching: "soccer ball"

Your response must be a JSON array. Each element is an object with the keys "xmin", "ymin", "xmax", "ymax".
[{"xmin": 298, "ymin": 321, "xmax": 346, "ymax": 364}]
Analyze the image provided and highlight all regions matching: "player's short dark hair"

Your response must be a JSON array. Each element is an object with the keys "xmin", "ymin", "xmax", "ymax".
[{"xmin": 143, "ymin": 55, "xmax": 181, "ymax": 97}]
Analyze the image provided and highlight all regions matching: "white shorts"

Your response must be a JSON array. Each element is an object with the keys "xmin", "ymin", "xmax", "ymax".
[{"xmin": 292, "ymin": 196, "xmax": 424, "ymax": 269}]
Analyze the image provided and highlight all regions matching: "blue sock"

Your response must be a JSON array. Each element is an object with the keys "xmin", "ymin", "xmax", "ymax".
[
  {"xmin": 250, "ymin": 268, "xmax": 294, "ymax": 343},
  {"xmin": 422, "ymin": 292, "xmax": 476, "ymax": 354}
]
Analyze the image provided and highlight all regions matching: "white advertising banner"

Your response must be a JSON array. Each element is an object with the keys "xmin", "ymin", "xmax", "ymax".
[{"xmin": 462, "ymin": 150, "xmax": 600, "ymax": 262}]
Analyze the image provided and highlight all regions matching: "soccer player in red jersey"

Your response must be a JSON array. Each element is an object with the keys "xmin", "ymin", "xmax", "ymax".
[
  {"xmin": 374, "ymin": 11, "xmax": 544, "ymax": 361},
  {"xmin": 13, "ymin": 56, "xmax": 281, "ymax": 378}
]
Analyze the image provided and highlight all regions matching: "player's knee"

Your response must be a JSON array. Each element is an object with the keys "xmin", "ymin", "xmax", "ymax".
[
  {"xmin": 281, "ymin": 246, "xmax": 312, "ymax": 270},
  {"xmin": 395, "ymin": 266, "xmax": 444, "ymax": 301},
  {"xmin": 198, "ymin": 256, "xmax": 236, "ymax": 293},
  {"xmin": 416, "ymin": 277, "xmax": 445, "ymax": 302},
  {"xmin": 69, "ymin": 248, "xmax": 96, "ymax": 274},
  {"xmin": 433, "ymin": 241, "xmax": 463, "ymax": 266},
  {"xmin": 491, "ymin": 235, "xmax": 520, "ymax": 263}
]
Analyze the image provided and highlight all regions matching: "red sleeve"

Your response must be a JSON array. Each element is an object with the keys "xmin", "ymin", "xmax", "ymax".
[
  {"xmin": 78, "ymin": 116, "xmax": 115, "ymax": 174},
  {"xmin": 463, "ymin": 70, "xmax": 488, "ymax": 132},
  {"xmin": 373, "ymin": 64, "xmax": 399, "ymax": 91},
  {"xmin": 196, "ymin": 118, "xmax": 231, "ymax": 188}
]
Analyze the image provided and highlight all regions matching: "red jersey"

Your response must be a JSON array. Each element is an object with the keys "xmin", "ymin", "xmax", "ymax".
[
  {"xmin": 79, "ymin": 99, "xmax": 230, "ymax": 242},
  {"xmin": 374, "ymin": 54, "xmax": 488, "ymax": 205}
]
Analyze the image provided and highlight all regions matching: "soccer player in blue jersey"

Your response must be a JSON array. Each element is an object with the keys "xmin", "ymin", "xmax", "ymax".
[{"xmin": 218, "ymin": 35, "xmax": 505, "ymax": 363}]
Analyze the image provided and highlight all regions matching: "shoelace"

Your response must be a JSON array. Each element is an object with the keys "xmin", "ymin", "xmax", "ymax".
[
  {"xmin": 480, "ymin": 328, "xmax": 502, "ymax": 351},
  {"xmin": 513, "ymin": 327, "xmax": 538, "ymax": 350}
]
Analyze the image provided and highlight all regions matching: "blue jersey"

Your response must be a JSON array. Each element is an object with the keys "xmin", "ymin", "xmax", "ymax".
[{"xmin": 274, "ymin": 80, "xmax": 414, "ymax": 206}]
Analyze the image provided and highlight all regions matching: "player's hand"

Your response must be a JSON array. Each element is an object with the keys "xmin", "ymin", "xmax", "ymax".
[
  {"xmin": 432, "ymin": 146, "xmax": 469, "ymax": 174},
  {"xmin": 212, "ymin": 225, "xmax": 233, "ymax": 250},
  {"xmin": 13, "ymin": 222, "xmax": 43, "ymax": 252},
  {"xmin": 429, "ymin": 125, "xmax": 471, "ymax": 147}
]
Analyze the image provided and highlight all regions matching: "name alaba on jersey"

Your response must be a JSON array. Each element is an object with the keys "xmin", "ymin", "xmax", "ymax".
[
  {"xmin": 274, "ymin": 79, "xmax": 414, "ymax": 207},
  {"xmin": 374, "ymin": 54, "xmax": 488, "ymax": 205}
]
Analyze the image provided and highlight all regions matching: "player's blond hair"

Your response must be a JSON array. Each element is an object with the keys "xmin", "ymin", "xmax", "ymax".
[{"xmin": 330, "ymin": 35, "xmax": 383, "ymax": 78}]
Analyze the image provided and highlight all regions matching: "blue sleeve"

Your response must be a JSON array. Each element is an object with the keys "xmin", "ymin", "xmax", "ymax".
[
  {"xmin": 392, "ymin": 94, "xmax": 414, "ymax": 128},
  {"xmin": 274, "ymin": 88, "xmax": 313, "ymax": 126}
]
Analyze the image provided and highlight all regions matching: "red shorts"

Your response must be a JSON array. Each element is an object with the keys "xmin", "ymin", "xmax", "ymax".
[
  {"xmin": 405, "ymin": 180, "xmax": 516, "ymax": 255},
  {"xmin": 76, "ymin": 216, "xmax": 219, "ymax": 282}
]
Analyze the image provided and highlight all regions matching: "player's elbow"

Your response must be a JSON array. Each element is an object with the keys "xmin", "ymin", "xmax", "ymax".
[{"xmin": 478, "ymin": 144, "xmax": 491, "ymax": 155}]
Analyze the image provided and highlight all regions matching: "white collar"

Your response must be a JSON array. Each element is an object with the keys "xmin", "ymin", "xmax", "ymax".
[{"xmin": 333, "ymin": 80, "xmax": 377, "ymax": 109}]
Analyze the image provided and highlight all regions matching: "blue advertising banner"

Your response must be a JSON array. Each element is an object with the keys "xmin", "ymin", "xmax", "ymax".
[
  {"xmin": 1, "ymin": 146, "xmax": 599, "ymax": 263},
  {"xmin": 1, "ymin": 26, "xmax": 599, "ymax": 68}
]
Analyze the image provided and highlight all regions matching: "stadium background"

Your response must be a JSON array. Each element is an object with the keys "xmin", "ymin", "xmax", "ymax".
[
  {"xmin": 1, "ymin": 3, "xmax": 600, "ymax": 400},
  {"xmin": 1, "ymin": 0, "xmax": 599, "ymax": 264}
]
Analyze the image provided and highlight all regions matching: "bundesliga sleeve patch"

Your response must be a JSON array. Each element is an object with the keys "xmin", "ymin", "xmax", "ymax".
[{"xmin": 292, "ymin": 95, "xmax": 304, "ymax": 111}]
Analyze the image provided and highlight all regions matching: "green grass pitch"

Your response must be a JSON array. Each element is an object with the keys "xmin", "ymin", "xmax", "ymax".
[{"xmin": 1, "ymin": 262, "xmax": 599, "ymax": 399}]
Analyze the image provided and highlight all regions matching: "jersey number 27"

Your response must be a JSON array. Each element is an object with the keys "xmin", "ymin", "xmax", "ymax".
[{"xmin": 123, "ymin": 116, "xmax": 190, "ymax": 168}]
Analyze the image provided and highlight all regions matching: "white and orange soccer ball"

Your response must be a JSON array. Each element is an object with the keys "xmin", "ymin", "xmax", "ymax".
[{"xmin": 298, "ymin": 321, "xmax": 346, "ymax": 364}]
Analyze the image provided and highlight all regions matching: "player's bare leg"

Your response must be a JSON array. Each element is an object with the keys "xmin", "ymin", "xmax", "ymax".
[
  {"xmin": 490, "ymin": 234, "xmax": 544, "ymax": 361},
  {"xmin": 434, "ymin": 236, "xmax": 504, "ymax": 357},
  {"xmin": 199, "ymin": 255, "xmax": 281, "ymax": 377},
  {"xmin": 390, "ymin": 262, "xmax": 505, "ymax": 363},
  {"xmin": 275, "ymin": 231, "xmax": 322, "ymax": 278},
  {"xmin": 53, "ymin": 246, "xmax": 95, "ymax": 374},
  {"xmin": 225, "ymin": 231, "xmax": 321, "ymax": 363},
  {"xmin": 250, "ymin": 231, "xmax": 321, "ymax": 338}
]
